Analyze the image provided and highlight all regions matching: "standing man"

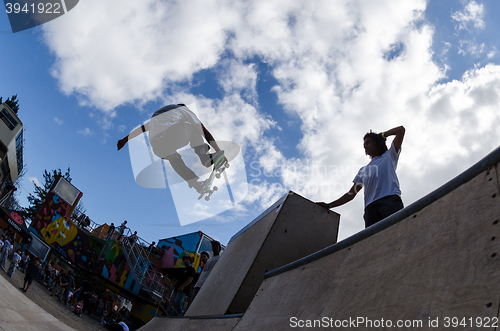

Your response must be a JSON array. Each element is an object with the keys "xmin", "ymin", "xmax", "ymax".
[
  {"xmin": 318, "ymin": 126, "xmax": 405, "ymax": 228},
  {"xmin": 188, "ymin": 241, "xmax": 222, "ymax": 307},
  {"xmin": 128, "ymin": 231, "xmax": 138, "ymax": 245},
  {"xmin": 63, "ymin": 270, "xmax": 75, "ymax": 305},
  {"xmin": 22, "ymin": 258, "xmax": 40, "ymax": 292},
  {"xmin": 51, "ymin": 269, "xmax": 63, "ymax": 298},
  {"xmin": 7, "ymin": 249, "xmax": 21, "ymax": 277},
  {"xmin": 148, "ymin": 241, "xmax": 157, "ymax": 254},
  {"xmin": 0, "ymin": 236, "xmax": 12, "ymax": 270},
  {"xmin": 117, "ymin": 221, "xmax": 127, "ymax": 242},
  {"xmin": 172, "ymin": 255, "xmax": 195, "ymax": 316},
  {"xmin": 106, "ymin": 223, "xmax": 116, "ymax": 240}
]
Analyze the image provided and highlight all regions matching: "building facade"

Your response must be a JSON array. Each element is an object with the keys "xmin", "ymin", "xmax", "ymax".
[{"xmin": 0, "ymin": 102, "xmax": 24, "ymax": 188}]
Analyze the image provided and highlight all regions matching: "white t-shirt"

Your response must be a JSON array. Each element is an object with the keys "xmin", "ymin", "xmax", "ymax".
[
  {"xmin": 195, "ymin": 255, "xmax": 220, "ymax": 288},
  {"xmin": 149, "ymin": 105, "xmax": 202, "ymax": 141},
  {"xmin": 353, "ymin": 142, "xmax": 401, "ymax": 207},
  {"xmin": 13, "ymin": 252, "xmax": 21, "ymax": 263}
]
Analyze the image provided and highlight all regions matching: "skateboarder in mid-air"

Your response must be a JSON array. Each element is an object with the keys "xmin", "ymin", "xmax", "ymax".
[{"xmin": 117, "ymin": 104, "xmax": 226, "ymax": 193}]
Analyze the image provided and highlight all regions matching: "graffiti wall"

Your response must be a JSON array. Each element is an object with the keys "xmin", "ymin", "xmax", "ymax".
[
  {"xmin": 157, "ymin": 231, "xmax": 204, "ymax": 271},
  {"xmin": 30, "ymin": 183, "xmax": 142, "ymax": 296},
  {"xmin": 97, "ymin": 240, "xmax": 141, "ymax": 296},
  {"xmin": 31, "ymin": 190, "xmax": 104, "ymax": 269}
]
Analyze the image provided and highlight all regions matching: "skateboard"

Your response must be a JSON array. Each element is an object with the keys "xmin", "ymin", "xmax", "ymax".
[{"xmin": 198, "ymin": 151, "xmax": 230, "ymax": 201}]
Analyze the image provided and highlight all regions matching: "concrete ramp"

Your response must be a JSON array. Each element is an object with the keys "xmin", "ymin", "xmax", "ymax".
[
  {"xmin": 0, "ymin": 275, "xmax": 76, "ymax": 330},
  {"xmin": 186, "ymin": 191, "xmax": 340, "ymax": 316},
  {"xmin": 140, "ymin": 147, "xmax": 500, "ymax": 330},
  {"xmin": 138, "ymin": 315, "xmax": 242, "ymax": 331},
  {"xmin": 232, "ymin": 150, "xmax": 500, "ymax": 330}
]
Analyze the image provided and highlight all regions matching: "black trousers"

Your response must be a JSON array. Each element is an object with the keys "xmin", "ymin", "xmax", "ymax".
[{"xmin": 363, "ymin": 195, "xmax": 403, "ymax": 228}]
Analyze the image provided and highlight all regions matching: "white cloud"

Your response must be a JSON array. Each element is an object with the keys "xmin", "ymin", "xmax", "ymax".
[
  {"xmin": 78, "ymin": 128, "xmax": 94, "ymax": 137},
  {"xmin": 53, "ymin": 117, "xmax": 63, "ymax": 125},
  {"xmin": 217, "ymin": 60, "xmax": 258, "ymax": 104},
  {"xmin": 43, "ymin": 0, "xmax": 239, "ymax": 113},
  {"xmin": 458, "ymin": 40, "xmax": 485, "ymax": 56},
  {"xmin": 242, "ymin": 180, "xmax": 287, "ymax": 210},
  {"xmin": 41, "ymin": 0, "xmax": 500, "ymax": 239},
  {"xmin": 29, "ymin": 177, "xmax": 42, "ymax": 188},
  {"xmin": 487, "ymin": 47, "xmax": 497, "ymax": 59},
  {"xmin": 452, "ymin": 1, "xmax": 485, "ymax": 30}
]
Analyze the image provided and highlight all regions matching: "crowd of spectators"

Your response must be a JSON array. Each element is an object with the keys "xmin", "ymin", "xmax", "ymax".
[{"xmin": 1, "ymin": 246, "xmax": 133, "ymax": 330}]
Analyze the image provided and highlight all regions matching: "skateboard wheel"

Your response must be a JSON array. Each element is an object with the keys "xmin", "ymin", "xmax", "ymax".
[
  {"xmin": 205, "ymin": 196, "xmax": 210, "ymax": 201},
  {"xmin": 226, "ymin": 163, "xmax": 230, "ymax": 168},
  {"xmin": 214, "ymin": 186, "xmax": 218, "ymax": 191},
  {"xmin": 215, "ymin": 174, "xmax": 221, "ymax": 179}
]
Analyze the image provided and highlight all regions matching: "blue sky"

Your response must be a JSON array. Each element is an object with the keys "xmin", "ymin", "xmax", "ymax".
[{"xmin": 1, "ymin": 0, "xmax": 500, "ymax": 246}]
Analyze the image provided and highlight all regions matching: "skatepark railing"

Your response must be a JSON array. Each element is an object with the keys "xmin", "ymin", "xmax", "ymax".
[
  {"xmin": 69, "ymin": 214, "xmax": 169, "ymax": 297},
  {"xmin": 120, "ymin": 228, "xmax": 168, "ymax": 297}
]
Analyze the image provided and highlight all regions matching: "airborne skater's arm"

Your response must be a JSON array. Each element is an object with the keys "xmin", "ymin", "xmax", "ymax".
[
  {"xmin": 201, "ymin": 124, "xmax": 222, "ymax": 153},
  {"xmin": 117, "ymin": 122, "xmax": 150, "ymax": 150}
]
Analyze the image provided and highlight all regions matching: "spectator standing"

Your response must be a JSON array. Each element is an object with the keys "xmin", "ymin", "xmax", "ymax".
[
  {"xmin": 129, "ymin": 231, "xmax": 138, "ymax": 245},
  {"xmin": 172, "ymin": 255, "xmax": 195, "ymax": 316},
  {"xmin": 106, "ymin": 223, "xmax": 115, "ymax": 240},
  {"xmin": 63, "ymin": 270, "xmax": 75, "ymax": 305},
  {"xmin": 0, "ymin": 237, "xmax": 12, "ymax": 270},
  {"xmin": 71, "ymin": 282, "xmax": 83, "ymax": 306},
  {"xmin": 58, "ymin": 270, "xmax": 69, "ymax": 301},
  {"xmin": 7, "ymin": 249, "xmax": 22, "ymax": 277},
  {"xmin": 51, "ymin": 270, "xmax": 64, "ymax": 299},
  {"xmin": 118, "ymin": 221, "xmax": 128, "ymax": 241},
  {"xmin": 318, "ymin": 126, "xmax": 406, "ymax": 228},
  {"xmin": 19, "ymin": 250, "xmax": 30, "ymax": 272},
  {"xmin": 84, "ymin": 291, "xmax": 98, "ymax": 315},
  {"xmin": 97, "ymin": 297, "xmax": 105, "ymax": 316},
  {"xmin": 188, "ymin": 241, "xmax": 222, "ymax": 308},
  {"xmin": 101, "ymin": 298, "xmax": 113, "ymax": 325},
  {"xmin": 22, "ymin": 258, "xmax": 40, "ymax": 292}
]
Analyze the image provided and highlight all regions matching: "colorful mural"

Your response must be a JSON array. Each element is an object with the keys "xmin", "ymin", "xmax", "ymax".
[
  {"xmin": 31, "ymin": 188, "xmax": 105, "ymax": 270},
  {"xmin": 30, "ymin": 179, "xmax": 142, "ymax": 296},
  {"xmin": 29, "ymin": 178, "xmax": 224, "ymax": 324},
  {"xmin": 157, "ymin": 231, "xmax": 206, "ymax": 271}
]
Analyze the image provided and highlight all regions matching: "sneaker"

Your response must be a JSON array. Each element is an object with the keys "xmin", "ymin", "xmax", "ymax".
[
  {"xmin": 188, "ymin": 179, "xmax": 205, "ymax": 194},
  {"xmin": 194, "ymin": 145, "xmax": 225, "ymax": 168},
  {"xmin": 205, "ymin": 150, "xmax": 225, "ymax": 168}
]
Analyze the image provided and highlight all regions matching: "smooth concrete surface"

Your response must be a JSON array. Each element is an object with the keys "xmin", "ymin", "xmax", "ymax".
[
  {"xmin": 232, "ymin": 163, "xmax": 500, "ymax": 330},
  {"xmin": 186, "ymin": 191, "xmax": 340, "ymax": 316},
  {"xmin": 0, "ymin": 274, "xmax": 76, "ymax": 331},
  {"xmin": 138, "ymin": 316, "xmax": 241, "ymax": 331}
]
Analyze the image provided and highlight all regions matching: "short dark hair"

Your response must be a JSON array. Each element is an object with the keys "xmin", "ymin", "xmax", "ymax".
[
  {"xmin": 364, "ymin": 132, "xmax": 388, "ymax": 156},
  {"xmin": 201, "ymin": 251, "xmax": 209, "ymax": 258}
]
